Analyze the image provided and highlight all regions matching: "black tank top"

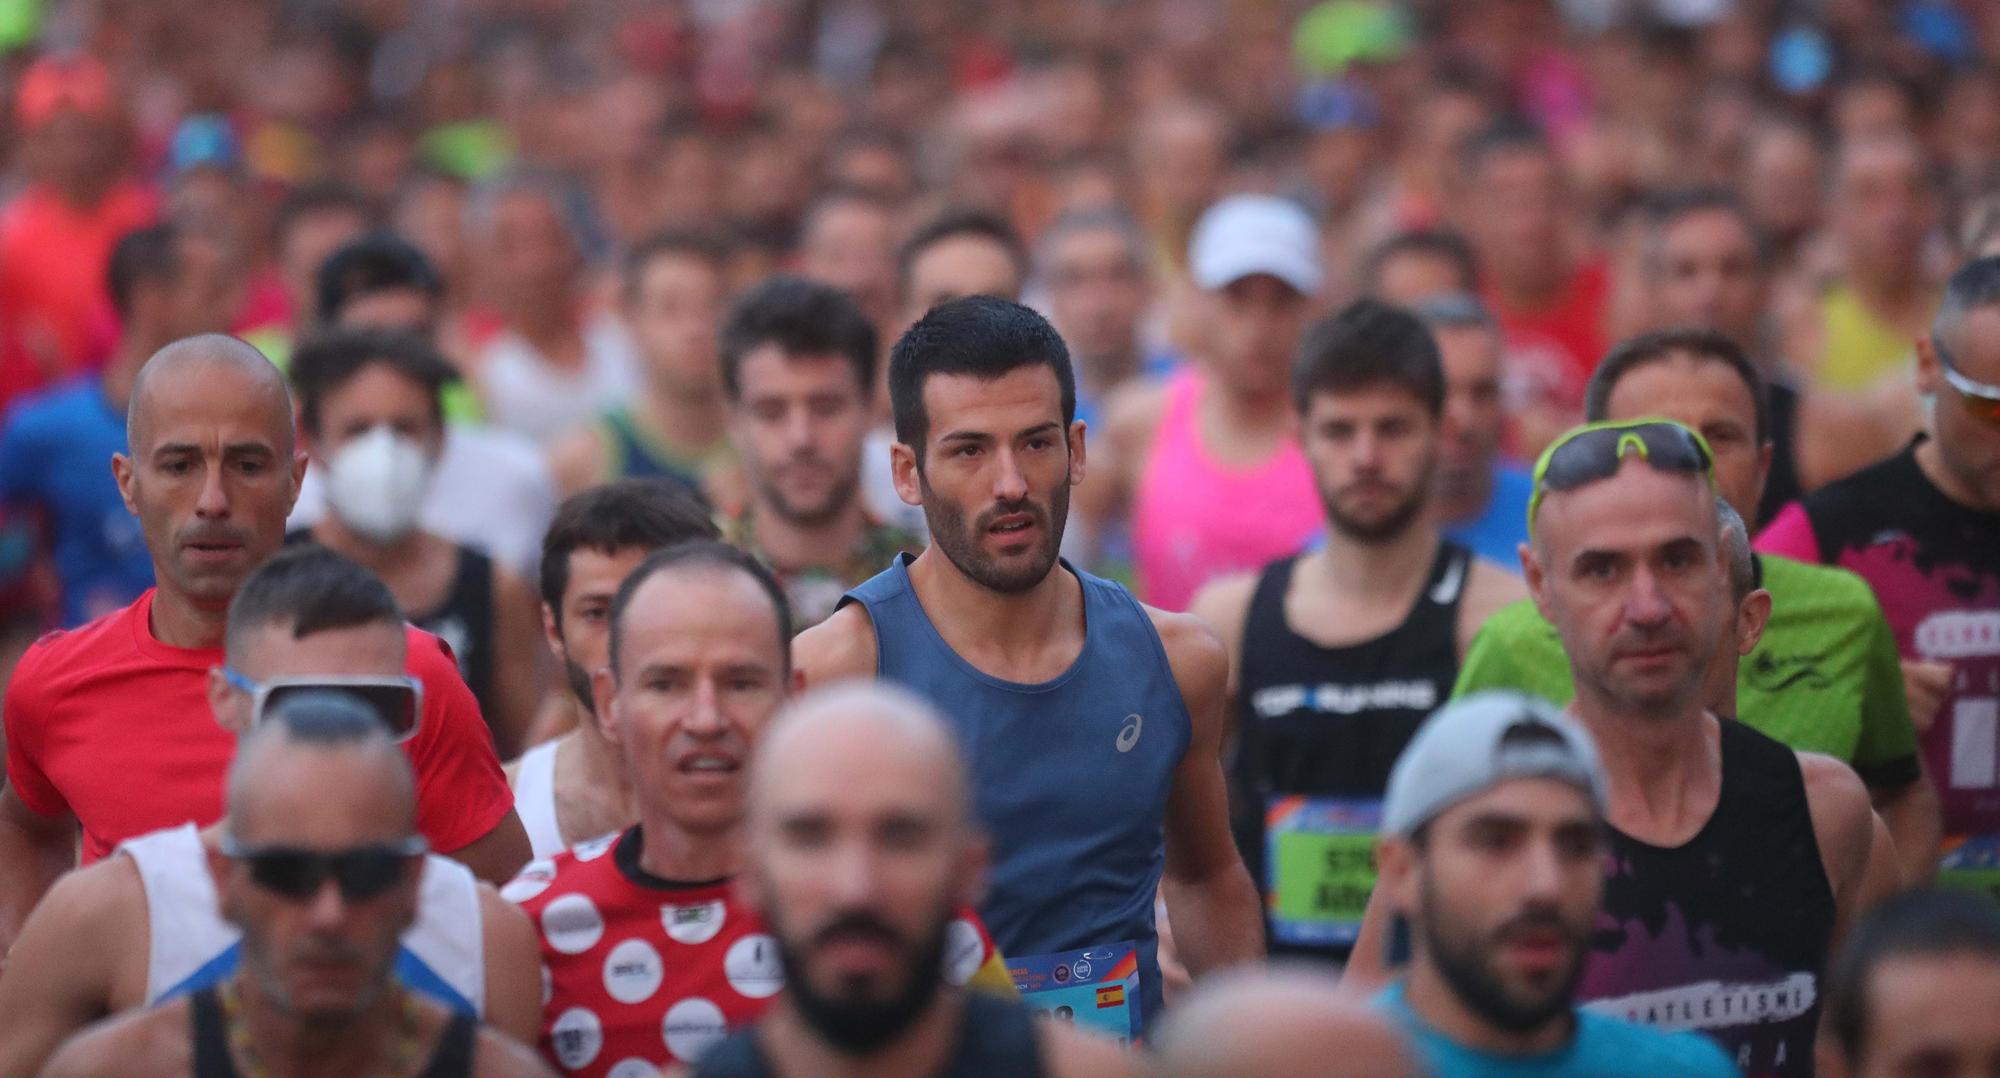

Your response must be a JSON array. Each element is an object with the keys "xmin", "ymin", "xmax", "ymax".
[
  {"xmin": 1229, "ymin": 542, "xmax": 1468, "ymax": 962},
  {"xmin": 190, "ymin": 987, "xmax": 477, "ymax": 1078},
  {"xmin": 691, "ymin": 992, "xmax": 1049, "ymax": 1078},
  {"xmin": 1577, "ymin": 719, "xmax": 1834, "ymax": 1078}
]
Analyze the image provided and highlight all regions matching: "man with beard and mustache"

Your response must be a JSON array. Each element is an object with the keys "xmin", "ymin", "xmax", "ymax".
[
  {"xmin": 1190, "ymin": 299, "xmax": 1524, "ymax": 965},
  {"xmin": 689, "ymin": 682, "xmax": 1138, "ymax": 1077},
  {"xmin": 795, "ymin": 296, "xmax": 1263, "ymax": 1037},
  {"xmin": 1351, "ymin": 419, "xmax": 1887, "ymax": 1078},
  {"xmin": 719, "ymin": 276, "xmax": 923, "ymax": 627},
  {"xmin": 507, "ymin": 543, "xmax": 1011, "ymax": 1076},
  {"xmin": 1370, "ymin": 692, "xmax": 1736, "ymax": 1077},
  {"xmin": 504, "ymin": 479, "xmax": 718, "ymax": 858}
]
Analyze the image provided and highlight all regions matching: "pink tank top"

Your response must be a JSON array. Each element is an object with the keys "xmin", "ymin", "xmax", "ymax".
[{"xmin": 1131, "ymin": 370, "xmax": 1323, "ymax": 612}]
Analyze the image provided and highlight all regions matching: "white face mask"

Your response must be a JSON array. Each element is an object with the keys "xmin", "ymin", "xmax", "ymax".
[{"xmin": 324, "ymin": 426, "xmax": 433, "ymax": 544}]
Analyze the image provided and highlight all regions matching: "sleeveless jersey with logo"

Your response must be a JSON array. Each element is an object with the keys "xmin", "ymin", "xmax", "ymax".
[
  {"xmin": 1576, "ymin": 720, "xmax": 1833, "ymax": 1078},
  {"xmin": 691, "ymin": 990, "xmax": 1051, "ymax": 1078},
  {"xmin": 1232, "ymin": 543, "xmax": 1469, "ymax": 961},
  {"xmin": 842, "ymin": 554, "xmax": 1191, "ymax": 1034},
  {"xmin": 504, "ymin": 825, "xmax": 1007, "ymax": 1077},
  {"xmin": 121, "ymin": 823, "xmax": 485, "ymax": 1014}
]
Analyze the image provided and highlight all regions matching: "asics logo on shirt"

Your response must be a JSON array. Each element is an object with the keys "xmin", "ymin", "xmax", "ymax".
[{"xmin": 1116, "ymin": 714, "xmax": 1143, "ymax": 753}]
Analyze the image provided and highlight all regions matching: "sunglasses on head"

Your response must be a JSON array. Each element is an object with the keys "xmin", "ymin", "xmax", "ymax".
[
  {"xmin": 1931, "ymin": 335, "xmax": 2000, "ymax": 426},
  {"xmin": 220, "ymin": 670, "xmax": 423, "ymax": 742},
  {"xmin": 1528, "ymin": 419, "xmax": 1716, "ymax": 537},
  {"xmin": 219, "ymin": 835, "xmax": 429, "ymax": 902}
]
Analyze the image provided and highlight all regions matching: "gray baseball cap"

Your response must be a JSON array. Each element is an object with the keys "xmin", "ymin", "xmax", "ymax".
[{"xmin": 1382, "ymin": 692, "xmax": 1608, "ymax": 837}]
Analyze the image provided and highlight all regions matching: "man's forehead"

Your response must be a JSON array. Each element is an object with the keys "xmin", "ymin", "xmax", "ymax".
[
  {"xmin": 567, "ymin": 545, "xmax": 653, "ymax": 596},
  {"xmin": 622, "ymin": 570, "xmax": 784, "ymax": 664},
  {"xmin": 1538, "ymin": 461, "xmax": 1715, "ymax": 549},
  {"xmin": 235, "ymin": 621, "xmax": 407, "ymax": 677},
  {"xmin": 922, "ymin": 367, "xmax": 1063, "ymax": 434},
  {"xmin": 1604, "ymin": 356, "xmax": 1755, "ymax": 425},
  {"xmin": 1435, "ymin": 777, "xmax": 1596, "ymax": 828},
  {"xmin": 134, "ymin": 361, "xmax": 291, "ymax": 449}
]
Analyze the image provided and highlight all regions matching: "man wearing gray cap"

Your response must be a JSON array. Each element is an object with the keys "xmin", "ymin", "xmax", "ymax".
[{"xmin": 1371, "ymin": 692, "xmax": 1737, "ymax": 1077}]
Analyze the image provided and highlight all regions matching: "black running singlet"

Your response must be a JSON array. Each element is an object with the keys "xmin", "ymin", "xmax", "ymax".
[
  {"xmin": 691, "ymin": 992, "xmax": 1050, "ymax": 1078},
  {"xmin": 190, "ymin": 987, "xmax": 477, "ymax": 1077},
  {"xmin": 1576, "ymin": 719, "xmax": 1834, "ymax": 1078},
  {"xmin": 1230, "ymin": 542, "xmax": 1469, "ymax": 961}
]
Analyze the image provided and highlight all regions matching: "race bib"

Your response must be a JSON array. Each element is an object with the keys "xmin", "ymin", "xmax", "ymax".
[
  {"xmin": 1938, "ymin": 834, "xmax": 2000, "ymax": 900},
  {"xmin": 1265, "ymin": 796, "xmax": 1381, "ymax": 948},
  {"xmin": 1009, "ymin": 942, "xmax": 1140, "ymax": 1045}
]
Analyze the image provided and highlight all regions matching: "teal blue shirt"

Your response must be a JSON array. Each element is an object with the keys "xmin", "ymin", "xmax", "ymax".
[{"xmin": 1375, "ymin": 982, "xmax": 1741, "ymax": 1077}]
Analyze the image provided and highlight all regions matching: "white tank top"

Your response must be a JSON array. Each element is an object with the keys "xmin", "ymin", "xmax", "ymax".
[
  {"xmin": 477, "ymin": 312, "xmax": 642, "ymax": 443},
  {"xmin": 120, "ymin": 824, "xmax": 486, "ymax": 1014},
  {"xmin": 512, "ymin": 738, "xmax": 565, "ymax": 860}
]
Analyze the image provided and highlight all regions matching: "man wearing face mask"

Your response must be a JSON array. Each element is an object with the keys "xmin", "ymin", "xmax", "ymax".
[{"xmin": 288, "ymin": 329, "xmax": 547, "ymax": 759}]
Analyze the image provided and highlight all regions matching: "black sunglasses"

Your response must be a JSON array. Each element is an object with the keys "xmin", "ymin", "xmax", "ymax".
[
  {"xmin": 219, "ymin": 835, "xmax": 429, "ymax": 902},
  {"xmin": 1528, "ymin": 419, "xmax": 1716, "ymax": 537}
]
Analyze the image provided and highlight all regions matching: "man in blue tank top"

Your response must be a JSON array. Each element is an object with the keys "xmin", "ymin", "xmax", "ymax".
[{"xmin": 795, "ymin": 296, "xmax": 1262, "ymax": 1035}]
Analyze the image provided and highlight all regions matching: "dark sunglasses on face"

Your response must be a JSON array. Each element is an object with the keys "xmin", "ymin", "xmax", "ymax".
[
  {"xmin": 219, "ymin": 835, "xmax": 429, "ymax": 902},
  {"xmin": 1528, "ymin": 419, "xmax": 1717, "ymax": 538},
  {"xmin": 219, "ymin": 670, "xmax": 424, "ymax": 742},
  {"xmin": 1931, "ymin": 334, "xmax": 2000, "ymax": 426}
]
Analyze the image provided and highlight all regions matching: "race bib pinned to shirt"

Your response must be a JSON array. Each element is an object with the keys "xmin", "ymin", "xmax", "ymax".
[
  {"xmin": 1265, "ymin": 796, "xmax": 1382, "ymax": 948},
  {"xmin": 1009, "ymin": 942, "xmax": 1140, "ymax": 1045}
]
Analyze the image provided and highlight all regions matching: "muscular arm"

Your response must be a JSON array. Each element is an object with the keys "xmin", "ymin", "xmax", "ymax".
[
  {"xmin": 0, "ymin": 786, "xmax": 76, "ymax": 953},
  {"xmin": 792, "ymin": 603, "xmax": 879, "ymax": 688},
  {"xmin": 1871, "ymin": 766, "xmax": 1942, "ymax": 885},
  {"xmin": 476, "ymin": 884, "xmax": 544, "ymax": 1045},
  {"xmin": 1186, "ymin": 573, "xmax": 1255, "ymax": 742},
  {"xmin": 1799, "ymin": 752, "xmax": 1886, "ymax": 952},
  {"xmin": 36, "ymin": 1005, "xmax": 189, "ymax": 1078},
  {"xmin": 442, "ymin": 811, "xmax": 531, "ymax": 886},
  {"xmin": 488, "ymin": 567, "xmax": 549, "ymax": 760},
  {"xmin": 1152, "ymin": 608, "xmax": 1263, "ymax": 976},
  {"xmin": 0, "ymin": 859, "xmax": 139, "ymax": 1077}
]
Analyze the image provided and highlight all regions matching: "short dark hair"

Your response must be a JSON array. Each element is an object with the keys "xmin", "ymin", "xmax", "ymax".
[
  {"xmin": 315, "ymin": 232, "xmax": 444, "ymax": 325},
  {"xmin": 1584, "ymin": 329, "xmax": 1770, "ymax": 445},
  {"xmin": 225, "ymin": 546, "xmax": 403, "ymax": 662},
  {"xmin": 1645, "ymin": 188, "xmax": 1769, "ymax": 268},
  {"xmin": 895, "ymin": 207, "xmax": 1029, "ymax": 305},
  {"xmin": 276, "ymin": 181, "xmax": 376, "ymax": 248},
  {"xmin": 718, "ymin": 275, "xmax": 879, "ymax": 402},
  {"xmin": 607, "ymin": 541, "xmax": 793, "ymax": 677},
  {"xmin": 1290, "ymin": 299, "xmax": 1446, "ymax": 417},
  {"xmin": 621, "ymin": 228, "xmax": 728, "ymax": 303},
  {"xmin": 1825, "ymin": 889, "xmax": 2000, "ymax": 1061},
  {"xmin": 1933, "ymin": 254, "xmax": 2000, "ymax": 342},
  {"xmin": 289, "ymin": 329, "xmax": 458, "ymax": 437},
  {"xmin": 1457, "ymin": 117, "xmax": 1552, "ymax": 181},
  {"xmin": 888, "ymin": 296, "xmax": 1076, "ymax": 460},
  {"xmin": 1362, "ymin": 230, "xmax": 1479, "ymax": 295},
  {"xmin": 107, "ymin": 224, "xmax": 181, "ymax": 320},
  {"xmin": 539, "ymin": 479, "xmax": 720, "ymax": 624}
]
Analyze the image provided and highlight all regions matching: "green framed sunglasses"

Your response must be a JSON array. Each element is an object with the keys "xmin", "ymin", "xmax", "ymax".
[{"xmin": 1527, "ymin": 419, "xmax": 1717, "ymax": 539}]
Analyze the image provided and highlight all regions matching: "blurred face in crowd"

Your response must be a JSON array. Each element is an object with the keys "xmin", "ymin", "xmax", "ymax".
[
  {"xmin": 1206, "ymin": 274, "xmax": 1312, "ymax": 400},
  {"xmin": 1600, "ymin": 351, "xmax": 1768, "ymax": 520},
  {"xmin": 1435, "ymin": 324, "xmax": 1506, "ymax": 510},
  {"xmin": 334, "ymin": 286, "xmax": 439, "ymax": 338},
  {"xmin": 744, "ymin": 698, "xmax": 983, "ymax": 1055},
  {"xmin": 1916, "ymin": 306, "xmax": 2000, "ymax": 513},
  {"xmin": 1463, "ymin": 146, "xmax": 1565, "ymax": 292},
  {"xmin": 116, "ymin": 351, "xmax": 306, "ymax": 613},
  {"xmin": 1135, "ymin": 101, "xmax": 1227, "ymax": 220},
  {"xmin": 1043, "ymin": 224, "xmax": 1149, "ymax": 376},
  {"xmin": 307, "ymin": 361, "xmax": 445, "ymax": 468},
  {"xmin": 547, "ymin": 544, "xmax": 653, "ymax": 715},
  {"xmin": 799, "ymin": 199, "xmax": 899, "ymax": 328},
  {"xmin": 902, "ymin": 234, "xmax": 1023, "ymax": 326},
  {"xmin": 896, "ymin": 364, "xmax": 1081, "ymax": 595},
  {"xmin": 1373, "ymin": 248, "xmax": 1473, "ymax": 308},
  {"xmin": 282, "ymin": 208, "xmax": 369, "ymax": 317},
  {"xmin": 827, "ymin": 141, "xmax": 915, "ymax": 204},
  {"xmin": 1832, "ymin": 953, "xmax": 2000, "ymax": 1078},
  {"xmin": 1651, "ymin": 209, "xmax": 1767, "ymax": 349},
  {"xmin": 485, "ymin": 188, "xmax": 581, "ymax": 313},
  {"xmin": 1833, "ymin": 137, "xmax": 1935, "ymax": 279},
  {"xmin": 731, "ymin": 346, "xmax": 870, "ymax": 528},
  {"xmin": 598, "ymin": 565, "xmax": 792, "ymax": 837},
  {"xmin": 1741, "ymin": 125, "xmax": 1823, "ymax": 245},
  {"xmin": 1302, "ymin": 382, "xmax": 1437, "ymax": 545},
  {"xmin": 1379, "ymin": 779, "xmax": 1605, "ymax": 1036},
  {"xmin": 393, "ymin": 177, "xmax": 468, "ymax": 292},
  {"xmin": 1526, "ymin": 459, "xmax": 1730, "ymax": 717},
  {"xmin": 214, "ymin": 738, "xmax": 422, "ymax": 1022},
  {"xmin": 625, "ymin": 251, "xmax": 724, "ymax": 398}
]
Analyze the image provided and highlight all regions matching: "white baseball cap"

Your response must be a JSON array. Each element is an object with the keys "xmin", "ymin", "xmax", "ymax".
[
  {"xmin": 1381, "ymin": 692, "xmax": 1608, "ymax": 837},
  {"xmin": 1187, "ymin": 194, "xmax": 1324, "ymax": 295}
]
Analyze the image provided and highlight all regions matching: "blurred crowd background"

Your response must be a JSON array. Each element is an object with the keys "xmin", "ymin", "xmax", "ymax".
[{"xmin": 0, "ymin": 0, "xmax": 1991, "ymax": 669}]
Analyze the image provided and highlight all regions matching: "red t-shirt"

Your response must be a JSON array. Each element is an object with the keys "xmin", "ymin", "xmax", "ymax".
[
  {"xmin": 1486, "ymin": 259, "xmax": 1612, "ymax": 416},
  {"xmin": 507, "ymin": 827, "xmax": 1006, "ymax": 1077},
  {"xmin": 0, "ymin": 181, "xmax": 157, "ymax": 412},
  {"xmin": 3, "ymin": 589, "xmax": 513, "ymax": 863}
]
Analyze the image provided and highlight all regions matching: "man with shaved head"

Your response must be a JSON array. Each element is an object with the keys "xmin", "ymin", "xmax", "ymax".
[
  {"xmin": 2, "ymin": 334, "xmax": 527, "ymax": 951},
  {"xmin": 691, "ymin": 681, "xmax": 1135, "ymax": 1077},
  {"xmin": 41, "ymin": 693, "xmax": 553, "ymax": 1077},
  {"xmin": 1151, "ymin": 968, "xmax": 1413, "ymax": 1077}
]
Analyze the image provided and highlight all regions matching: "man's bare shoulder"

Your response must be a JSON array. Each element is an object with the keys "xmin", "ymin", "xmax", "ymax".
[
  {"xmin": 1142, "ymin": 604, "xmax": 1230, "ymax": 696},
  {"xmin": 792, "ymin": 602, "xmax": 879, "ymax": 687},
  {"xmin": 473, "ymin": 1027, "xmax": 558, "ymax": 1077},
  {"xmin": 12, "ymin": 852, "xmax": 147, "ymax": 974},
  {"xmin": 1040, "ymin": 1022, "xmax": 1143, "ymax": 1078},
  {"xmin": 38, "ymin": 998, "xmax": 191, "ymax": 1077},
  {"xmin": 1186, "ymin": 573, "xmax": 1257, "ymax": 654},
  {"xmin": 1797, "ymin": 751, "xmax": 1877, "ymax": 879},
  {"xmin": 1459, "ymin": 557, "xmax": 1529, "ymax": 645}
]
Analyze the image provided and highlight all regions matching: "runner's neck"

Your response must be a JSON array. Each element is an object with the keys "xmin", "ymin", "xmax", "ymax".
[
  {"xmin": 1402, "ymin": 962, "xmax": 1575, "ymax": 1057},
  {"xmin": 748, "ymin": 497, "xmax": 871, "ymax": 576},
  {"xmin": 1574, "ymin": 705, "xmax": 1723, "ymax": 847},
  {"xmin": 634, "ymin": 382, "xmax": 726, "ymax": 456},
  {"xmin": 231, "ymin": 974, "xmax": 413, "ymax": 1078},
  {"xmin": 150, "ymin": 585, "xmax": 231, "ymax": 650},
  {"xmin": 905, "ymin": 546, "xmax": 1084, "ymax": 670},
  {"xmin": 559, "ymin": 723, "xmax": 638, "ymax": 841},
  {"xmin": 634, "ymin": 812, "xmax": 742, "ymax": 883},
  {"xmin": 1309, "ymin": 525, "xmax": 1441, "ymax": 603}
]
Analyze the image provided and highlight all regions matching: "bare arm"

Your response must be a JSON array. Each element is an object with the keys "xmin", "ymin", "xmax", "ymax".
[
  {"xmin": 35, "ymin": 1002, "xmax": 187, "ymax": 1078},
  {"xmin": 0, "ymin": 786, "xmax": 76, "ymax": 953},
  {"xmin": 1871, "ymin": 765, "xmax": 1942, "ymax": 885},
  {"xmin": 1799, "ymin": 752, "xmax": 1885, "ymax": 952},
  {"xmin": 1152, "ymin": 608, "xmax": 1264, "ymax": 976},
  {"xmin": 487, "ymin": 567, "xmax": 549, "ymax": 761},
  {"xmin": 476, "ymin": 884, "xmax": 545, "ymax": 1045},
  {"xmin": 1041, "ymin": 1021, "xmax": 1142, "ymax": 1078},
  {"xmin": 791, "ymin": 603, "xmax": 879, "ymax": 689},
  {"xmin": 443, "ymin": 811, "xmax": 531, "ymax": 887},
  {"xmin": 0, "ymin": 859, "xmax": 139, "ymax": 1077},
  {"xmin": 1185, "ymin": 573, "xmax": 1255, "ymax": 743},
  {"xmin": 1339, "ymin": 878, "xmax": 1399, "ymax": 994},
  {"xmin": 472, "ymin": 1029, "xmax": 559, "ymax": 1077}
]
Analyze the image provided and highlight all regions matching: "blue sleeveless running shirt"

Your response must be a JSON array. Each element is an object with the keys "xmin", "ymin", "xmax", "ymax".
[{"xmin": 841, "ymin": 554, "xmax": 1191, "ymax": 1037}]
